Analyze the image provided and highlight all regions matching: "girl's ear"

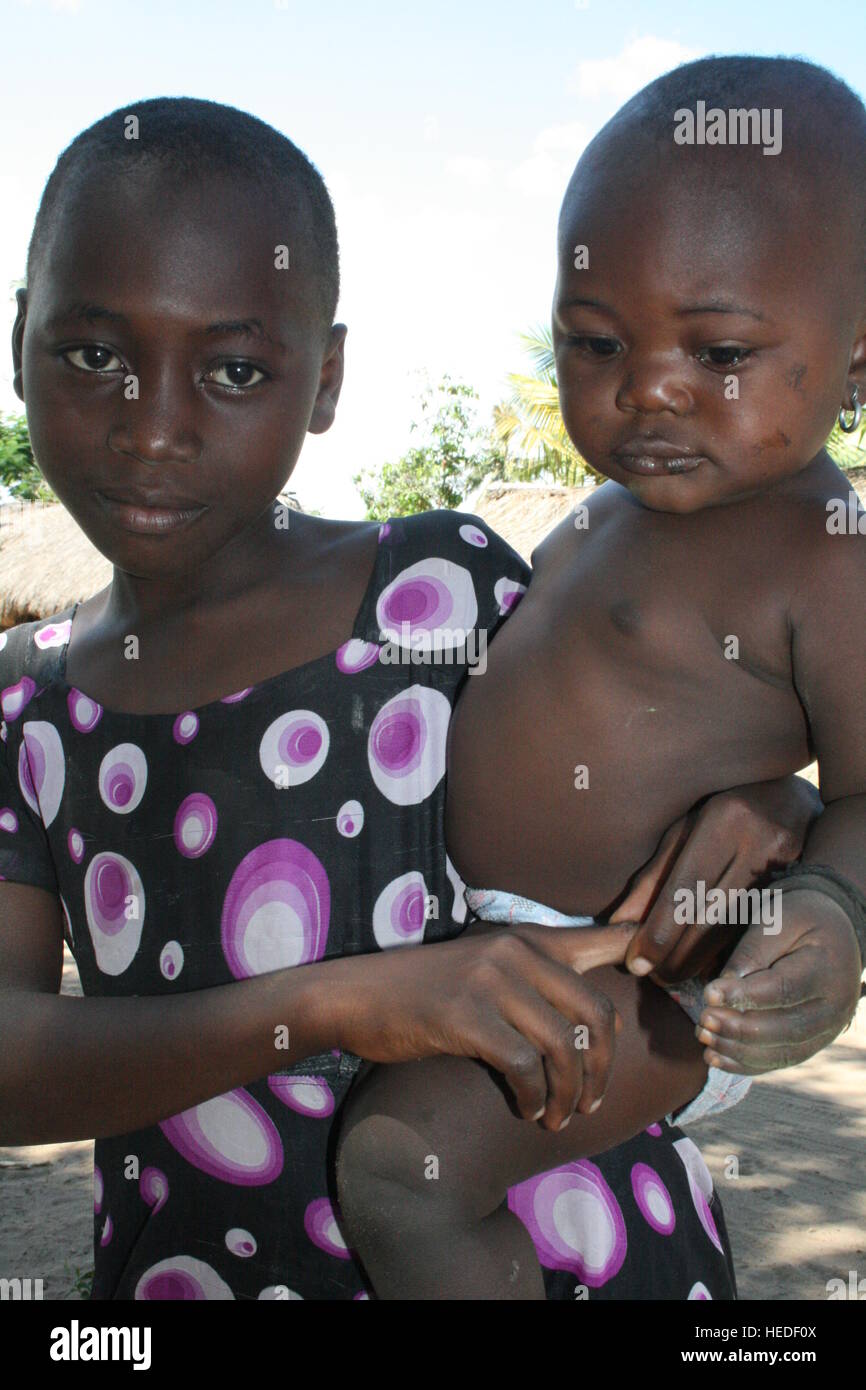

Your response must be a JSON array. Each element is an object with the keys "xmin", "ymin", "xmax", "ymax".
[
  {"xmin": 11, "ymin": 289, "xmax": 27, "ymax": 402},
  {"xmin": 308, "ymin": 323, "xmax": 347, "ymax": 435}
]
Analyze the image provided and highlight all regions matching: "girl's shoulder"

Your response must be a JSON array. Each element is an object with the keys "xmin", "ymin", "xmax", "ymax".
[
  {"xmin": 366, "ymin": 509, "xmax": 531, "ymax": 637},
  {"xmin": 0, "ymin": 607, "xmax": 74, "ymax": 711}
]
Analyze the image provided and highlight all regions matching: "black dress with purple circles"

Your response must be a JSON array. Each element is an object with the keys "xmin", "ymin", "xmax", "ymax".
[{"xmin": 0, "ymin": 509, "xmax": 735, "ymax": 1300}]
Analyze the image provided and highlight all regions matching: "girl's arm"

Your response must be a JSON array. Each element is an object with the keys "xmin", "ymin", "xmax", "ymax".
[{"xmin": 0, "ymin": 879, "xmax": 635, "ymax": 1145}]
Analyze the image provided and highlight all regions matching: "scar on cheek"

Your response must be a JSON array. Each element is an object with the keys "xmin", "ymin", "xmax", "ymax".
[
  {"xmin": 786, "ymin": 363, "xmax": 807, "ymax": 392},
  {"xmin": 752, "ymin": 429, "xmax": 792, "ymax": 454}
]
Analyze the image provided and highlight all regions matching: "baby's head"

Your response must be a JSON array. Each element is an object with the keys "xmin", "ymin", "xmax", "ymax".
[
  {"xmin": 553, "ymin": 55, "xmax": 866, "ymax": 512},
  {"xmin": 13, "ymin": 97, "xmax": 343, "ymax": 568}
]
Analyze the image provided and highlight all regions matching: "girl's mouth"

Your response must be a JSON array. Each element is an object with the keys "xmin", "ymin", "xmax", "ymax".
[{"xmin": 96, "ymin": 492, "xmax": 208, "ymax": 534}]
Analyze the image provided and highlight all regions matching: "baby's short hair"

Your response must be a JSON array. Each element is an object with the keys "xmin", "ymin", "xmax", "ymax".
[
  {"xmin": 560, "ymin": 54, "xmax": 866, "ymax": 290},
  {"xmin": 27, "ymin": 96, "xmax": 340, "ymax": 330}
]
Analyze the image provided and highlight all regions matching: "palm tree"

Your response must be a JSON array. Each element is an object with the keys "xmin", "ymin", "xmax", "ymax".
[
  {"xmin": 826, "ymin": 414, "xmax": 866, "ymax": 472},
  {"xmin": 492, "ymin": 325, "xmax": 598, "ymax": 486}
]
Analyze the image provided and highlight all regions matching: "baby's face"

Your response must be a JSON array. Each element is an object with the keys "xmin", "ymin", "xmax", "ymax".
[
  {"xmin": 15, "ymin": 169, "xmax": 343, "ymax": 570},
  {"xmin": 553, "ymin": 144, "xmax": 864, "ymax": 513}
]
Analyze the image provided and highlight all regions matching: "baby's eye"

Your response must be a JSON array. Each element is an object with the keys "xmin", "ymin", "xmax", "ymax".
[
  {"xmin": 569, "ymin": 335, "xmax": 621, "ymax": 358},
  {"xmin": 207, "ymin": 361, "xmax": 267, "ymax": 389},
  {"xmin": 698, "ymin": 345, "xmax": 754, "ymax": 369},
  {"xmin": 63, "ymin": 345, "xmax": 124, "ymax": 373}
]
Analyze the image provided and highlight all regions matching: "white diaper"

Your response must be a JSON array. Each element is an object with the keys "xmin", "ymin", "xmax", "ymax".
[{"xmin": 465, "ymin": 887, "xmax": 753, "ymax": 1128}]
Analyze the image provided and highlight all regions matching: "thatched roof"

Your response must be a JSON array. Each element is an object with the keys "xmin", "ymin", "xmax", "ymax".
[
  {"xmin": 0, "ymin": 493, "xmax": 302, "ymax": 629},
  {"xmin": 466, "ymin": 478, "xmax": 597, "ymax": 560},
  {"xmin": 468, "ymin": 469, "xmax": 866, "ymax": 562},
  {"xmin": 0, "ymin": 501, "xmax": 110, "ymax": 629}
]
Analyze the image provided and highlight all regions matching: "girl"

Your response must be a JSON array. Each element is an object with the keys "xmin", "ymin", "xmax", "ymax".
[{"xmin": 0, "ymin": 96, "xmax": 855, "ymax": 1301}]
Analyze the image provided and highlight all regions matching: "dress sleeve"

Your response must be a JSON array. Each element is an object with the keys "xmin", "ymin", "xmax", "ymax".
[{"xmin": 0, "ymin": 627, "xmax": 60, "ymax": 894}]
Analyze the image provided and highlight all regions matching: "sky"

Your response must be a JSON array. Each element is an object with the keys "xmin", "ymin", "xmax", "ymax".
[{"xmin": 2, "ymin": 0, "xmax": 864, "ymax": 517}]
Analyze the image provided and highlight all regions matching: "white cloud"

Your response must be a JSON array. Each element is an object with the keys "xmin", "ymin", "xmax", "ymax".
[
  {"xmin": 574, "ymin": 35, "xmax": 699, "ymax": 105},
  {"xmin": 423, "ymin": 114, "xmax": 440, "ymax": 144},
  {"xmin": 507, "ymin": 121, "xmax": 589, "ymax": 198},
  {"xmin": 445, "ymin": 155, "xmax": 499, "ymax": 185}
]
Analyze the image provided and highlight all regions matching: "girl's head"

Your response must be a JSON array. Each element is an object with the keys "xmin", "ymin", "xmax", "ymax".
[
  {"xmin": 13, "ymin": 97, "xmax": 344, "ymax": 573},
  {"xmin": 553, "ymin": 55, "xmax": 866, "ymax": 512}
]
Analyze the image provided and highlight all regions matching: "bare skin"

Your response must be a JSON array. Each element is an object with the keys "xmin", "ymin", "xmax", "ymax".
[{"xmin": 336, "ymin": 115, "xmax": 866, "ymax": 1298}]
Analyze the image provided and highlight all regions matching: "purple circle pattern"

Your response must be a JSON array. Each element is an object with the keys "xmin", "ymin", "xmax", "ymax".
[
  {"xmin": 67, "ymin": 688, "xmax": 103, "ymax": 733},
  {"xmin": 367, "ymin": 685, "xmax": 450, "ymax": 806},
  {"xmin": 84, "ymin": 852, "xmax": 145, "ymax": 976},
  {"xmin": 221, "ymin": 838, "xmax": 330, "ymax": 979},
  {"xmin": 159, "ymin": 1088, "xmax": 284, "ymax": 1187},
  {"xmin": 21, "ymin": 721, "xmax": 65, "ymax": 825},
  {"xmin": 630, "ymin": 1163, "xmax": 676, "ymax": 1235},
  {"xmin": 135, "ymin": 1256, "xmax": 234, "ymax": 1301},
  {"xmin": 268, "ymin": 1074, "xmax": 336, "ymax": 1118},
  {"xmin": 259, "ymin": 710, "xmax": 329, "ymax": 788},
  {"xmin": 99, "ymin": 742, "xmax": 147, "ymax": 815},
  {"xmin": 373, "ymin": 872, "xmax": 428, "ymax": 948},
  {"xmin": 376, "ymin": 558, "xmax": 478, "ymax": 651},
  {"xmin": 173, "ymin": 712, "xmax": 199, "ymax": 745},
  {"xmin": 2, "ymin": 675, "xmax": 36, "ymax": 722},
  {"xmin": 304, "ymin": 1198, "xmax": 351, "ymax": 1260},
  {"xmin": 507, "ymin": 1161, "xmax": 628, "ymax": 1286},
  {"xmin": 174, "ymin": 792, "xmax": 217, "ymax": 858},
  {"xmin": 335, "ymin": 640, "xmax": 380, "ymax": 675},
  {"xmin": 140, "ymin": 1166, "xmax": 169, "ymax": 1214}
]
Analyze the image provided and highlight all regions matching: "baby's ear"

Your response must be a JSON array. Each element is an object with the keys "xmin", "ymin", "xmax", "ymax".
[
  {"xmin": 308, "ymin": 322, "xmax": 347, "ymax": 435},
  {"xmin": 11, "ymin": 288, "xmax": 27, "ymax": 401}
]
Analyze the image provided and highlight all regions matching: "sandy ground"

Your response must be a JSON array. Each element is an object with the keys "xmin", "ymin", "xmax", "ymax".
[{"xmin": 1, "ymin": 947, "xmax": 863, "ymax": 1301}]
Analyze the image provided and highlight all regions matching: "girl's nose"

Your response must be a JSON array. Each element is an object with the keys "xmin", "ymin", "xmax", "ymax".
[
  {"xmin": 615, "ymin": 358, "xmax": 693, "ymax": 416},
  {"xmin": 107, "ymin": 365, "xmax": 202, "ymax": 465}
]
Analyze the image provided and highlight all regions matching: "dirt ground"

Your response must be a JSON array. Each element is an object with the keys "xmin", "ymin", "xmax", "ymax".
[{"xmin": 1, "ymin": 947, "xmax": 864, "ymax": 1301}]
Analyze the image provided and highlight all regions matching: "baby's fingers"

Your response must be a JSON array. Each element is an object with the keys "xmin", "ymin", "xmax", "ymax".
[
  {"xmin": 699, "ymin": 1016, "xmax": 842, "ymax": 1075},
  {"xmin": 698, "ymin": 996, "xmax": 839, "ymax": 1055},
  {"xmin": 703, "ymin": 946, "xmax": 823, "ymax": 1013}
]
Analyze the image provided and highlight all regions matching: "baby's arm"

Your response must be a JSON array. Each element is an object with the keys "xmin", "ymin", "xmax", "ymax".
[
  {"xmin": 697, "ymin": 526, "xmax": 866, "ymax": 1070},
  {"xmin": 335, "ymin": 962, "xmax": 707, "ymax": 1299}
]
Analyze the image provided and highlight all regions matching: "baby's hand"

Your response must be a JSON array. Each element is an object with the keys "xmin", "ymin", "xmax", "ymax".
[
  {"xmin": 695, "ymin": 890, "xmax": 863, "ymax": 1074},
  {"xmin": 613, "ymin": 777, "xmax": 819, "ymax": 982}
]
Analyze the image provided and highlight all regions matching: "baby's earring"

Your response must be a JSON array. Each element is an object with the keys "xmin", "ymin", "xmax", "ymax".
[{"xmin": 838, "ymin": 385, "xmax": 862, "ymax": 433}]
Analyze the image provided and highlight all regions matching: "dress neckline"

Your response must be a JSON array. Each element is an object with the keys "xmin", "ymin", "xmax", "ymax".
[{"xmin": 50, "ymin": 526, "xmax": 387, "ymax": 721}]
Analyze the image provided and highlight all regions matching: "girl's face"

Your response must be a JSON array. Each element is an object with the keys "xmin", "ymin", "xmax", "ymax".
[
  {"xmin": 13, "ymin": 168, "xmax": 345, "ymax": 576},
  {"xmin": 552, "ymin": 143, "xmax": 866, "ymax": 513}
]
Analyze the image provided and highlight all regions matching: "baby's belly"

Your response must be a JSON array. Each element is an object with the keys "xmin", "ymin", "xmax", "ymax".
[{"xmin": 445, "ymin": 619, "xmax": 806, "ymax": 917}]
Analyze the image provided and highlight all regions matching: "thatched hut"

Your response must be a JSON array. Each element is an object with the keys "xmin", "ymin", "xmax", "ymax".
[
  {"xmin": 0, "ymin": 492, "xmax": 302, "ymax": 629},
  {"xmin": 468, "ymin": 467, "xmax": 866, "ymax": 562},
  {"xmin": 465, "ymin": 479, "xmax": 597, "ymax": 560}
]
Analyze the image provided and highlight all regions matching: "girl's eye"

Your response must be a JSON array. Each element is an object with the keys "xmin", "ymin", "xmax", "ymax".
[
  {"xmin": 63, "ymin": 345, "xmax": 124, "ymax": 373},
  {"xmin": 207, "ymin": 361, "xmax": 267, "ymax": 389},
  {"xmin": 569, "ymin": 335, "xmax": 621, "ymax": 358},
  {"xmin": 699, "ymin": 345, "xmax": 754, "ymax": 369}
]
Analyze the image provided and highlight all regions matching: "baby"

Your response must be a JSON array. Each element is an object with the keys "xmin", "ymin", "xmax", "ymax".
[{"xmin": 335, "ymin": 54, "xmax": 866, "ymax": 1297}]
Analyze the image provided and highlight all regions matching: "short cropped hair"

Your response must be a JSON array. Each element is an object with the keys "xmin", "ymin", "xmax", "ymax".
[
  {"xmin": 26, "ymin": 96, "xmax": 340, "ymax": 328},
  {"xmin": 560, "ymin": 55, "xmax": 866, "ymax": 285}
]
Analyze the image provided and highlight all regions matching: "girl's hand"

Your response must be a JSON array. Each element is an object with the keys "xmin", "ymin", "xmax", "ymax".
[
  {"xmin": 612, "ymin": 775, "xmax": 822, "ymax": 982},
  {"xmin": 327, "ymin": 921, "xmax": 636, "ymax": 1132},
  {"xmin": 695, "ymin": 890, "xmax": 863, "ymax": 1073}
]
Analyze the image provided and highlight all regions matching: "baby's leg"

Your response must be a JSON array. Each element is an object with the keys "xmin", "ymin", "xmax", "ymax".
[{"xmin": 335, "ymin": 964, "xmax": 707, "ymax": 1299}]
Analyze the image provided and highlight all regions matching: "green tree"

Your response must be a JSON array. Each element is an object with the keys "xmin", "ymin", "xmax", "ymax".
[
  {"xmin": 492, "ymin": 325, "xmax": 598, "ymax": 485},
  {"xmin": 354, "ymin": 376, "xmax": 507, "ymax": 519},
  {"xmin": 0, "ymin": 414, "xmax": 55, "ymax": 501},
  {"xmin": 826, "ymin": 413, "xmax": 866, "ymax": 472}
]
